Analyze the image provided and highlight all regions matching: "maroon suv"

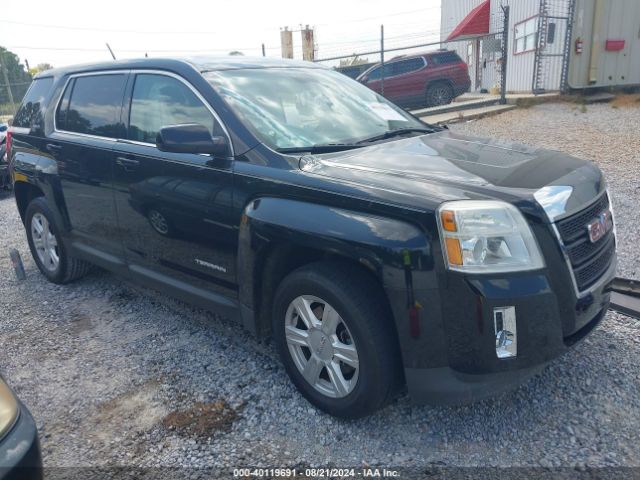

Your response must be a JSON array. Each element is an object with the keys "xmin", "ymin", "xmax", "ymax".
[{"xmin": 357, "ymin": 50, "xmax": 471, "ymax": 109}]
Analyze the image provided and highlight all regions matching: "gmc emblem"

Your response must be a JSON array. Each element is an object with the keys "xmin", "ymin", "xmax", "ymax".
[{"xmin": 587, "ymin": 210, "xmax": 613, "ymax": 243}]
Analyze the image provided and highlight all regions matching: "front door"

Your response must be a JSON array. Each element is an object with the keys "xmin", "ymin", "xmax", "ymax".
[{"xmin": 112, "ymin": 72, "xmax": 237, "ymax": 300}]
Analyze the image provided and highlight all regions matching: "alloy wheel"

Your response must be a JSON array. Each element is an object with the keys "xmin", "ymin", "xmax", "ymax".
[
  {"xmin": 31, "ymin": 213, "xmax": 60, "ymax": 272},
  {"xmin": 284, "ymin": 295, "xmax": 359, "ymax": 398}
]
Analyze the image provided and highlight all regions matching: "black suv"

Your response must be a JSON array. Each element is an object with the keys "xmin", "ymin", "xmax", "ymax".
[{"xmin": 8, "ymin": 58, "xmax": 616, "ymax": 418}]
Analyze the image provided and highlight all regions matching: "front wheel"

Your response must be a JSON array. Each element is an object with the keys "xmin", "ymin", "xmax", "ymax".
[{"xmin": 272, "ymin": 262, "xmax": 402, "ymax": 418}]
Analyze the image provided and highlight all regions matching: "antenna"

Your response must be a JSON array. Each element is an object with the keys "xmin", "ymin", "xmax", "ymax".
[{"xmin": 105, "ymin": 43, "xmax": 116, "ymax": 60}]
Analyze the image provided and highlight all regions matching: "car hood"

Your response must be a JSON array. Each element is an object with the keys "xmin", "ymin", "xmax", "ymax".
[{"xmin": 299, "ymin": 130, "xmax": 604, "ymax": 221}]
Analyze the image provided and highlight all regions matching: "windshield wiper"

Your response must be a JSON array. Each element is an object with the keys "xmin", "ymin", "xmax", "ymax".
[
  {"xmin": 356, "ymin": 127, "xmax": 436, "ymax": 144},
  {"xmin": 276, "ymin": 143, "xmax": 365, "ymax": 154}
]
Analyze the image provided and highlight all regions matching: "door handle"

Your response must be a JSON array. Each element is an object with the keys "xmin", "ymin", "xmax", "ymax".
[
  {"xmin": 116, "ymin": 157, "xmax": 140, "ymax": 171},
  {"xmin": 46, "ymin": 143, "xmax": 62, "ymax": 154}
]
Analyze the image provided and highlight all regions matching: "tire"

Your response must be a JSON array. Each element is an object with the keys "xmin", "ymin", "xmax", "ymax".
[
  {"xmin": 426, "ymin": 82, "xmax": 454, "ymax": 107},
  {"xmin": 25, "ymin": 197, "xmax": 92, "ymax": 284},
  {"xmin": 272, "ymin": 261, "xmax": 402, "ymax": 418}
]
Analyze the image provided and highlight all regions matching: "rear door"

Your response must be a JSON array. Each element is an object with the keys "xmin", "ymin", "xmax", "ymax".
[
  {"xmin": 381, "ymin": 57, "xmax": 427, "ymax": 108},
  {"xmin": 112, "ymin": 71, "xmax": 238, "ymax": 301},
  {"xmin": 48, "ymin": 72, "xmax": 127, "ymax": 269}
]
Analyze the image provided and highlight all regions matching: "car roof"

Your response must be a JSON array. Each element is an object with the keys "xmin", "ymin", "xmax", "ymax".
[
  {"xmin": 35, "ymin": 56, "xmax": 326, "ymax": 78},
  {"xmin": 388, "ymin": 49, "xmax": 458, "ymax": 62}
]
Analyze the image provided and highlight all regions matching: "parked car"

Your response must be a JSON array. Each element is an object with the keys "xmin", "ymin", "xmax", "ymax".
[
  {"xmin": 0, "ymin": 376, "xmax": 42, "ymax": 479},
  {"xmin": 0, "ymin": 124, "xmax": 9, "ymax": 189},
  {"xmin": 357, "ymin": 50, "xmax": 471, "ymax": 108},
  {"xmin": 9, "ymin": 57, "xmax": 616, "ymax": 418}
]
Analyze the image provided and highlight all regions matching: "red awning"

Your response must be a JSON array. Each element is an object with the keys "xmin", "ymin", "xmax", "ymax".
[{"xmin": 446, "ymin": 0, "xmax": 490, "ymax": 42}]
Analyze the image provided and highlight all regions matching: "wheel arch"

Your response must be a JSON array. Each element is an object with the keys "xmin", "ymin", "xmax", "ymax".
[
  {"xmin": 236, "ymin": 197, "xmax": 434, "ymax": 342},
  {"xmin": 14, "ymin": 181, "xmax": 45, "ymax": 224},
  {"xmin": 426, "ymin": 77, "xmax": 455, "ymax": 93}
]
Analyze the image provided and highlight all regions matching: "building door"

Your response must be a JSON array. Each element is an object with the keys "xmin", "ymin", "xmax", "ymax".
[{"xmin": 466, "ymin": 41, "xmax": 482, "ymax": 91}]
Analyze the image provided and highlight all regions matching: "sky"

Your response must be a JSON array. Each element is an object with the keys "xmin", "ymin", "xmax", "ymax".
[{"xmin": 0, "ymin": 0, "xmax": 442, "ymax": 69}]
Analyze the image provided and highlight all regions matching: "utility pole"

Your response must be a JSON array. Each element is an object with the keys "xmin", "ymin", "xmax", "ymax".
[
  {"xmin": 499, "ymin": 6, "xmax": 509, "ymax": 104},
  {"xmin": 0, "ymin": 50, "xmax": 16, "ymax": 113}
]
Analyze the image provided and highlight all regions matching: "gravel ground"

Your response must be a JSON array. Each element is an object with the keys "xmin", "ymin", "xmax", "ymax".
[{"xmin": 1, "ymin": 101, "xmax": 639, "ymax": 474}]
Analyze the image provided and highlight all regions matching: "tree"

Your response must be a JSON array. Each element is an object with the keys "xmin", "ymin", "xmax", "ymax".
[
  {"xmin": 0, "ymin": 46, "xmax": 32, "ymax": 106},
  {"xmin": 228, "ymin": 51, "xmax": 244, "ymax": 56},
  {"xmin": 28, "ymin": 63, "xmax": 54, "ymax": 77}
]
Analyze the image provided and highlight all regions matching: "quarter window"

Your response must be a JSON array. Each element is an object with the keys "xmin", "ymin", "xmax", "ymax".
[
  {"xmin": 515, "ymin": 17, "xmax": 538, "ymax": 54},
  {"xmin": 128, "ymin": 74, "xmax": 219, "ymax": 144},
  {"xmin": 12, "ymin": 77, "xmax": 54, "ymax": 130},
  {"xmin": 57, "ymin": 74, "xmax": 126, "ymax": 138}
]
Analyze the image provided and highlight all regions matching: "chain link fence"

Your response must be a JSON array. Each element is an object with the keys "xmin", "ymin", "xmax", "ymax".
[{"xmin": 313, "ymin": 5, "xmax": 510, "ymax": 110}]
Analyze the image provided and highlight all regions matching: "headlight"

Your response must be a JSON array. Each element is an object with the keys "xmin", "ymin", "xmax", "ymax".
[
  {"xmin": 0, "ymin": 379, "xmax": 19, "ymax": 438},
  {"xmin": 437, "ymin": 200, "xmax": 544, "ymax": 273}
]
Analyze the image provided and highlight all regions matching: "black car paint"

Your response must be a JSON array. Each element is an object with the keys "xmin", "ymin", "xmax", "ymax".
[{"xmin": 9, "ymin": 57, "xmax": 615, "ymax": 404}]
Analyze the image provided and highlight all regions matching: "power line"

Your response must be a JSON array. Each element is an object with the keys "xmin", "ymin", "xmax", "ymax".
[
  {"xmin": 4, "ymin": 45, "xmax": 279, "ymax": 53},
  {"xmin": 0, "ymin": 19, "xmax": 223, "ymax": 35},
  {"xmin": 0, "ymin": 6, "xmax": 440, "ymax": 34}
]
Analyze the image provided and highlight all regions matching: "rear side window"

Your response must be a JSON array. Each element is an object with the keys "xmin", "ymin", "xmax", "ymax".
[
  {"xmin": 12, "ymin": 77, "xmax": 54, "ymax": 130},
  {"xmin": 56, "ymin": 74, "xmax": 126, "ymax": 138},
  {"xmin": 128, "ymin": 74, "xmax": 219, "ymax": 144},
  {"xmin": 366, "ymin": 58, "xmax": 424, "ymax": 80},
  {"xmin": 430, "ymin": 52, "xmax": 463, "ymax": 65},
  {"xmin": 390, "ymin": 58, "xmax": 425, "ymax": 76}
]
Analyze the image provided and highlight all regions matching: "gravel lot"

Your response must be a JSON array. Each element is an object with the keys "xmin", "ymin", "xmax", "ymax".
[{"xmin": 1, "ymin": 101, "xmax": 639, "ymax": 473}]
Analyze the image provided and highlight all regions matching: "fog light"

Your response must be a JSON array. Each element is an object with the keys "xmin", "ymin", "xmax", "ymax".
[{"xmin": 494, "ymin": 306, "xmax": 517, "ymax": 359}]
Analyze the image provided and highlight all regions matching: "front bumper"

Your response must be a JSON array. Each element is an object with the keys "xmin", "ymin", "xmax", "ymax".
[
  {"xmin": 0, "ymin": 403, "xmax": 42, "ymax": 480},
  {"xmin": 398, "ymin": 254, "xmax": 616, "ymax": 405}
]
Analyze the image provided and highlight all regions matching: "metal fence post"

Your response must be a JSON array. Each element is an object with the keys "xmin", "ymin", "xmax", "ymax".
[
  {"xmin": 500, "ymin": 5, "xmax": 509, "ymax": 105},
  {"xmin": 380, "ymin": 24, "xmax": 385, "ymax": 96}
]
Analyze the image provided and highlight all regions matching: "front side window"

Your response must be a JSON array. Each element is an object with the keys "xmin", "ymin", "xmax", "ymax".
[
  {"xmin": 57, "ymin": 74, "xmax": 126, "ymax": 138},
  {"xmin": 515, "ymin": 17, "xmax": 538, "ymax": 53},
  {"xmin": 128, "ymin": 74, "xmax": 220, "ymax": 144},
  {"xmin": 205, "ymin": 67, "xmax": 426, "ymax": 151},
  {"xmin": 366, "ymin": 66, "xmax": 382, "ymax": 81}
]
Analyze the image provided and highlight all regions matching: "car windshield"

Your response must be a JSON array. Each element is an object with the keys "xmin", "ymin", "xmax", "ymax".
[{"xmin": 204, "ymin": 67, "xmax": 428, "ymax": 151}]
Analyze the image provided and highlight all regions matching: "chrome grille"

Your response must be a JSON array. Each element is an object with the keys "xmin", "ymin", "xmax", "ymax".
[
  {"xmin": 556, "ymin": 194, "xmax": 609, "ymax": 243},
  {"xmin": 555, "ymin": 193, "xmax": 615, "ymax": 292}
]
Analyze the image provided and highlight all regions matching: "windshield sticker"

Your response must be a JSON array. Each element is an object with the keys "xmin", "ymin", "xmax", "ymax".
[{"xmin": 367, "ymin": 103, "xmax": 409, "ymax": 122}]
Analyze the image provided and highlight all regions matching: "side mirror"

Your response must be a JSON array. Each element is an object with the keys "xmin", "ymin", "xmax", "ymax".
[{"xmin": 156, "ymin": 124, "xmax": 229, "ymax": 156}]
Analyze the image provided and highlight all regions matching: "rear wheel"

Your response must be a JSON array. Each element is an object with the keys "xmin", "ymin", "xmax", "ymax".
[
  {"xmin": 426, "ymin": 82, "xmax": 454, "ymax": 106},
  {"xmin": 25, "ymin": 197, "xmax": 92, "ymax": 284},
  {"xmin": 272, "ymin": 262, "xmax": 402, "ymax": 418}
]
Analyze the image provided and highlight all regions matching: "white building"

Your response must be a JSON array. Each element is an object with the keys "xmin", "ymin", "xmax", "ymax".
[{"xmin": 441, "ymin": 0, "xmax": 640, "ymax": 93}]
